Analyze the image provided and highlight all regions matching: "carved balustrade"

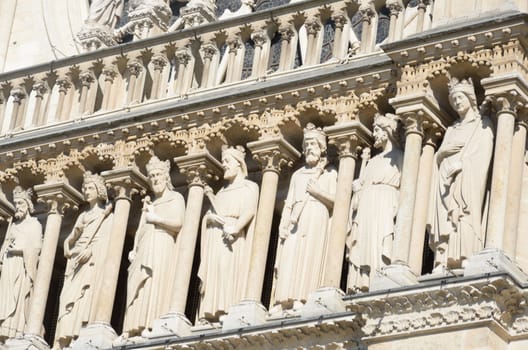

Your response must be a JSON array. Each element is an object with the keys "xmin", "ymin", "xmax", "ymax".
[{"xmin": 0, "ymin": 0, "xmax": 428, "ymax": 138}]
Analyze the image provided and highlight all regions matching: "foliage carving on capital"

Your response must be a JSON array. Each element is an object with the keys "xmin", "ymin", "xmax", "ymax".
[
  {"xmin": 402, "ymin": 112, "xmax": 427, "ymax": 136},
  {"xmin": 486, "ymin": 91, "xmax": 528, "ymax": 116},
  {"xmin": 79, "ymin": 71, "xmax": 96, "ymax": 87},
  {"xmin": 358, "ymin": 1, "xmax": 376, "ymax": 23},
  {"xmin": 34, "ymin": 182, "xmax": 83, "ymax": 215},
  {"xmin": 151, "ymin": 54, "xmax": 169, "ymax": 71},
  {"xmin": 127, "ymin": 61, "xmax": 143, "ymax": 77},
  {"xmin": 10, "ymin": 87, "xmax": 26, "ymax": 104},
  {"xmin": 278, "ymin": 26, "xmax": 295, "ymax": 43},
  {"xmin": 56, "ymin": 78, "xmax": 72, "ymax": 93},
  {"xmin": 32, "ymin": 81, "xmax": 49, "ymax": 98},
  {"xmin": 200, "ymin": 43, "xmax": 218, "ymax": 60}
]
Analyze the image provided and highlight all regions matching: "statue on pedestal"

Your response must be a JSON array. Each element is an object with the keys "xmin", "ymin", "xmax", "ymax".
[
  {"xmin": 0, "ymin": 187, "xmax": 42, "ymax": 340},
  {"xmin": 427, "ymin": 78, "xmax": 494, "ymax": 271},
  {"xmin": 197, "ymin": 146, "xmax": 259, "ymax": 322},
  {"xmin": 272, "ymin": 123, "xmax": 337, "ymax": 311},
  {"xmin": 54, "ymin": 173, "xmax": 113, "ymax": 348},
  {"xmin": 123, "ymin": 156, "xmax": 185, "ymax": 336},
  {"xmin": 347, "ymin": 113, "xmax": 403, "ymax": 292}
]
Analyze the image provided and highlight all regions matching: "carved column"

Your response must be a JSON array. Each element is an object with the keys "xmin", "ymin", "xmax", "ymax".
[
  {"xmin": 304, "ymin": 19, "xmax": 323, "ymax": 66},
  {"xmin": 200, "ymin": 43, "xmax": 219, "ymax": 88},
  {"xmin": 25, "ymin": 183, "xmax": 83, "ymax": 338},
  {"xmin": 251, "ymin": 30, "xmax": 273, "ymax": 78},
  {"xmin": 151, "ymin": 55, "xmax": 169, "ymax": 100},
  {"xmin": 358, "ymin": 1, "xmax": 377, "ymax": 54},
  {"xmin": 78, "ymin": 71, "xmax": 95, "ymax": 115},
  {"xmin": 126, "ymin": 61, "xmax": 143, "ymax": 105},
  {"xmin": 221, "ymin": 137, "xmax": 299, "ymax": 330},
  {"xmin": 73, "ymin": 168, "xmax": 149, "ymax": 349},
  {"xmin": 31, "ymin": 82, "xmax": 48, "ymax": 127},
  {"xmin": 278, "ymin": 26, "xmax": 296, "ymax": 71},
  {"xmin": 101, "ymin": 68, "xmax": 117, "ymax": 110},
  {"xmin": 393, "ymin": 114, "xmax": 424, "ymax": 266},
  {"xmin": 174, "ymin": 49, "xmax": 195, "ymax": 96},
  {"xmin": 484, "ymin": 93, "xmax": 523, "ymax": 250},
  {"xmin": 9, "ymin": 87, "xmax": 26, "ymax": 131},
  {"xmin": 149, "ymin": 152, "xmax": 222, "ymax": 337},
  {"xmin": 322, "ymin": 121, "xmax": 370, "ymax": 288},
  {"xmin": 225, "ymin": 37, "xmax": 244, "ymax": 83},
  {"xmin": 386, "ymin": 0, "xmax": 403, "ymax": 42},
  {"xmin": 409, "ymin": 128, "xmax": 440, "ymax": 274},
  {"xmin": 416, "ymin": 0, "xmax": 431, "ymax": 33},
  {"xmin": 504, "ymin": 116, "xmax": 528, "ymax": 258},
  {"xmin": 55, "ymin": 78, "xmax": 72, "ymax": 122},
  {"xmin": 331, "ymin": 13, "xmax": 349, "ymax": 59}
]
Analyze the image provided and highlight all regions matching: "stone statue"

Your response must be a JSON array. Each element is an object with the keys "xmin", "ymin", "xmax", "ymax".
[
  {"xmin": 272, "ymin": 123, "xmax": 337, "ymax": 311},
  {"xmin": 0, "ymin": 187, "xmax": 42, "ymax": 340},
  {"xmin": 346, "ymin": 113, "xmax": 403, "ymax": 292},
  {"xmin": 54, "ymin": 173, "xmax": 113, "ymax": 348},
  {"xmin": 427, "ymin": 78, "xmax": 494, "ymax": 271},
  {"xmin": 123, "ymin": 156, "xmax": 185, "ymax": 336},
  {"xmin": 85, "ymin": 0, "xmax": 124, "ymax": 28},
  {"xmin": 197, "ymin": 146, "xmax": 259, "ymax": 322}
]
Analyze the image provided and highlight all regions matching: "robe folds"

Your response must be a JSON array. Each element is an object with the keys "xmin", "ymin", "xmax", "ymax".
[
  {"xmin": 197, "ymin": 179, "xmax": 258, "ymax": 321},
  {"xmin": 0, "ymin": 217, "xmax": 42, "ymax": 339},
  {"xmin": 124, "ymin": 190, "xmax": 185, "ymax": 335}
]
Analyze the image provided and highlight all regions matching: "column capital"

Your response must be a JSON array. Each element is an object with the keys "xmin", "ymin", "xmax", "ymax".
[
  {"xmin": 305, "ymin": 18, "xmax": 322, "ymax": 36},
  {"xmin": 324, "ymin": 120, "xmax": 372, "ymax": 159},
  {"xmin": 151, "ymin": 54, "xmax": 169, "ymax": 71},
  {"xmin": 247, "ymin": 137, "xmax": 300, "ymax": 174},
  {"xmin": 251, "ymin": 30, "xmax": 270, "ymax": 49},
  {"xmin": 175, "ymin": 49, "xmax": 193, "ymax": 66},
  {"xmin": 127, "ymin": 61, "xmax": 143, "ymax": 77},
  {"xmin": 386, "ymin": 0, "xmax": 404, "ymax": 14},
  {"xmin": 331, "ymin": 14, "xmax": 348, "ymax": 30},
  {"xmin": 79, "ymin": 71, "xmax": 95, "ymax": 87},
  {"xmin": 358, "ymin": 1, "xmax": 376, "ymax": 23},
  {"xmin": 278, "ymin": 26, "xmax": 295, "ymax": 43},
  {"xmin": 34, "ymin": 181, "xmax": 83, "ymax": 215},
  {"xmin": 200, "ymin": 43, "xmax": 218, "ymax": 60},
  {"xmin": 101, "ymin": 166, "xmax": 150, "ymax": 200},
  {"xmin": 32, "ymin": 81, "xmax": 49, "ymax": 98},
  {"xmin": 482, "ymin": 74, "xmax": 528, "ymax": 117},
  {"xmin": 102, "ymin": 68, "xmax": 118, "ymax": 82},
  {"xmin": 57, "ymin": 77, "xmax": 72, "ymax": 93},
  {"xmin": 10, "ymin": 87, "xmax": 26, "ymax": 103},
  {"xmin": 174, "ymin": 152, "xmax": 223, "ymax": 187}
]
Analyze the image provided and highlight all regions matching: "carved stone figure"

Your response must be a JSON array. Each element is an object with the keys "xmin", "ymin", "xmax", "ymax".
[
  {"xmin": 85, "ymin": 0, "xmax": 124, "ymax": 28},
  {"xmin": 197, "ymin": 146, "xmax": 258, "ymax": 322},
  {"xmin": 347, "ymin": 113, "xmax": 403, "ymax": 292},
  {"xmin": 427, "ymin": 78, "xmax": 494, "ymax": 271},
  {"xmin": 123, "ymin": 156, "xmax": 185, "ymax": 336},
  {"xmin": 272, "ymin": 123, "xmax": 337, "ymax": 310},
  {"xmin": 0, "ymin": 187, "xmax": 42, "ymax": 340},
  {"xmin": 54, "ymin": 173, "xmax": 113, "ymax": 347}
]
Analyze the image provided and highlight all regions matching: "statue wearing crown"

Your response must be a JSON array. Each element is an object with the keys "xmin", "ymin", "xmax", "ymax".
[
  {"xmin": 55, "ymin": 172, "xmax": 113, "ymax": 348},
  {"xmin": 427, "ymin": 77, "xmax": 494, "ymax": 272},
  {"xmin": 197, "ymin": 146, "xmax": 259, "ymax": 322},
  {"xmin": 123, "ymin": 156, "xmax": 185, "ymax": 337},
  {"xmin": 0, "ymin": 187, "xmax": 42, "ymax": 340},
  {"xmin": 346, "ymin": 113, "xmax": 404, "ymax": 292},
  {"xmin": 272, "ymin": 123, "xmax": 337, "ymax": 312}
]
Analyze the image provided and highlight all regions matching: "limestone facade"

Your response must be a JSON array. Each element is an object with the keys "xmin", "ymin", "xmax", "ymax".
[{"xmin": 0, "ymin": 0, "xmax": 528, "ymax": 349}]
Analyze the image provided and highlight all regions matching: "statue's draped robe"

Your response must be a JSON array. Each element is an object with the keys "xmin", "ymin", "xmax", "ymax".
[
  {"xmin": 124, "ymin": 190, "xmax": 185, "ymax": 334},
  {"xmin": 55, "ymin": 207, "xmax": 112, "ymax": 343},
  {"xmin": 347, "ymin": 148, "xmax": 403, "ymax": 291},
  {"xmin": 0, "ymin": 217, "xmax": 42, "ymax": 339},
  {"xmin": 273, "ymin": 165, "xmax": 337, "ymax": 304},
  {"xmin": 86, "ymin": 0, "xmax": 124, "ymax": 28},
  {"xmin": 198, "ymin": 179, "xmax": 258, "ymax": 320},
  {"xmin": 428, "ymin": 116, "xmax": 494, "ymax": 266}
]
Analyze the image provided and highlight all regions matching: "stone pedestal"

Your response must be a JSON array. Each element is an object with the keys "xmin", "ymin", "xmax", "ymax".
[
  {"xmin": 464, "ymin": 248, "xmax": 528, "ymax": 282},
  {"xmin": 146, "ymin": 312, "xmax": 192, "ymax": 338},
  {"xmin": 5, "ymin": 335, "xmax": 49, "ymax": 350},
  {"xmin": 69, "ymin": 322, "xmax": 117, "ymax": 350},
  {"xmin": 77, "ymin": 25, "xmax": 118, "ymax": 52},
  {"xmin": 126, "ymin": 2, "xmax": 172, "ymax": 40},
  {"xmin": 370, "ymin": 263, "xmax": 418, "ymax": 291},
  {"xmin": 222, "ymin": 301, "xmax": 268, "ymax": 331},
  {"xmin": 180, "ymin": 4, "xmax": 217, "ymax": 29},
  {"xmin": 300, "ymin": 287, "xmax": 346, "ymax": 318}
]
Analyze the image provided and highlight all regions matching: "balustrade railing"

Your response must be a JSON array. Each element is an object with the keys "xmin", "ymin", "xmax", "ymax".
[{"xmin": 0, "ymin": 0, "xmax": 427, "ymax": 137}]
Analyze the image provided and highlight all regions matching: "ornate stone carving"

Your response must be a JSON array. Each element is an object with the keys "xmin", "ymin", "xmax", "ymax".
[
  {"xmin": 123, "ymin": 156, "xmax": 185, "ymax": 337},
  {"xmin": 85, "ymin": 0, "xmax": 124, "ymax": 29},
  {"xmin": 427, "ymin": 78, "xmax": 494, "ymax": 271},
  {"xmin": 272, "ymin": 123, "xmax": 337, "ymax": 311},
  {"xmin": 54, "ymin": 172, "xmax": 113, "ymax": 348},
  {"xmin": 198, "ymin": 146, "xmax": 259, "ymax": 322},
  {"xmin": 0, "ymin": 187, "xmax": 42, "ymax": 340},
  {"xmin": 347, "ymin": 113, "xmax": 403, "ymax": 291}
]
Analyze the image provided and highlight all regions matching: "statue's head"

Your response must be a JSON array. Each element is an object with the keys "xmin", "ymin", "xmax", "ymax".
[
  {"xmin": 83, "ymin": 172, "xmax": 108, "ymax": 203},
  {"xmin": 222, "ymin": 145, "xmax": 247, "ymax": 180},
  {"xmin": 302, "ymin": 123, "xmax": 327, "ymax": 166},
  {"xmin": 146, "ymin": 156, "xmax": 174, "ymax": 193},
  {"xmin": 373, "ymin": 113, "xmax": 400, "ymax": 148},
  {"xmin": 13, "ymin": 186, "xmax": 34, "ymax": 219},
  {"xmin": 448, "ymin": 77, "xmax": 478, "ymax": 117}
]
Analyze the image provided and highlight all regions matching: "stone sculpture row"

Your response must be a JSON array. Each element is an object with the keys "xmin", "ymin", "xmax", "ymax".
[{"xmin": 0, "ymin": 77, "xmax": 494, "ymax": 347}]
